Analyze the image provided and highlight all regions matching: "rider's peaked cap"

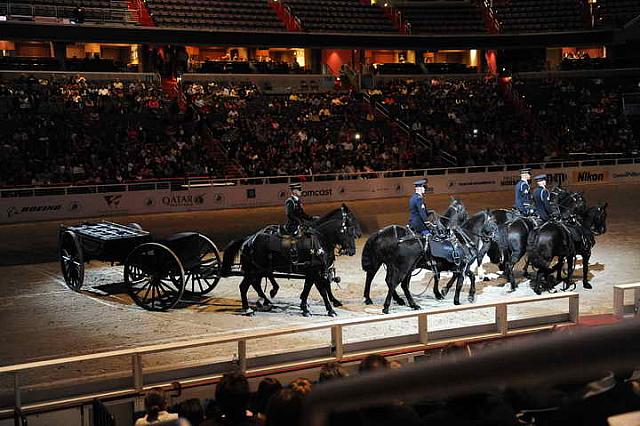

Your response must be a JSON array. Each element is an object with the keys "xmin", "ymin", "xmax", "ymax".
[
  {"xmin": 289, "ymin": 182, "xmax": 303, "ymax": 190},
  {"xmin": 414, "ymin": 179, "xmax": 427, "ymax": 187},
  {"xmin": 534, "ymin": 174, "xmax": 547, "ymax": 182},
  {"xmin": 520, "ymin": 168, "xmax": 532, "ymax": 174}
]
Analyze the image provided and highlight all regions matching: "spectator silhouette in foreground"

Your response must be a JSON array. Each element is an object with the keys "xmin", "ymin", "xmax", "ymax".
[{"xmin": 135, "ymin": 388, "xmax": 180, "ymax": 426}]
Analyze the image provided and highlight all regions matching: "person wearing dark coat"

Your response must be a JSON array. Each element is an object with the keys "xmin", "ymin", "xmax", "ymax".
[
  {"xmin": 284, "ymin": 182, "xmax": 314, "ymax": 235},
  {"xmin": 408, "ymin": 179, "xmax": 431, "ymax": 235},
  {"xmin": 533, "ymin": 174, "xmax": 553, "ymax": 221},
  {"xmin": 514, "ymin": 168, "xmax": 533, "ymax": 215}
]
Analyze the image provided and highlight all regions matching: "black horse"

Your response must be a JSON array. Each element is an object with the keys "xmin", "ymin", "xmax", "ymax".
[
  {"xmin": 488, "ymin": 188, "xmax": 588, "ymax": 290},
  {"xmin": 528, "ymin": 203, "xmax": 608, "ymax": 294},
  {"xmin": 221, "ymin": 204, "xmax": 361, "ymax": 316},
  {"xmin": 361, "ymin": 198, "xmax": 468, "ymax": 307},
  {"xmin": 362, "ymin": 206, "xmax": 498, "ymax": 312}
]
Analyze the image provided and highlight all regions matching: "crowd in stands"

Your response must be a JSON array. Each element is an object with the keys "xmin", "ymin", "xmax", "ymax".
[
  {"xmin": 374, "ymin": 77, "xmax": 638, "ymax": 165},
  {"xmin": 133, "ymin": 349, "xmax": 640, "ymax": 426},
  {"xmin": 0, "ymin": 75, "xmax": 218, "ymax": 186},
  {"xmin": 183, "ymin": 81, "xmax": 427, "ymax": 177},
  {"xmin": 0, "ymin": 74, "xmax": 638, "ymax": 186}
]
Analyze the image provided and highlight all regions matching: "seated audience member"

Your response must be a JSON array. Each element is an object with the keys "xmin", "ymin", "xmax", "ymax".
[
  {"xmin": 358, "ymin": 354, "xmax": 390, "ymax": 373},
  {"xmin": 318, "ymin": 362, "xmax": 348, "ymax": 383},
  {"xmin": 250, "ymin": 378, "xmax": 282, "ymax": 421},
  {"xmin": 135, "ymin": 388, "xmax": 180, "ymax": 426},
  {"xmin": 177, "ymin": 398, "xmax": 205, "ymax": 426},
  {"xmin": 265, "ymin": 389, "xmax": 303, "ymax": 426},
  {"xmin": 210, "ymin": 372, "xmax": 260, "ymax": 426},
  {"xmin": 289, "ymin": 377, "xmax": 313, "ymax": 396}
]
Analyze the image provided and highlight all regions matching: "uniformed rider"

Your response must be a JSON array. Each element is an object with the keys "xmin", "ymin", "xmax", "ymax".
[
  {"xmin": 533, "ymin": 174, "xmax": 553, "ymax": 221},
  {"xmin": 284, "ymin": 182, "xmax": 315, "ymax": 235},
  {"xmin": 408, "ymin": 179, "xmax": 431, "ymax": 236},
  {"xmin": 514, "ymin": 168, "xmax": 534, "ymax": 215}
]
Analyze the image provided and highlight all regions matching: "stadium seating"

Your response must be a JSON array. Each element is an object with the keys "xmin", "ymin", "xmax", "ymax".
[
  {"xmin": 281, "ymin": 0, "xmax": 397, "ymax": 33},
  {"xmin": 3, "ymin": 0, "xmax": 135, "ymax": 25},
  {"xmin": 493, "ymin": 0, "xmax": 589, "ymax": 32},
  {"xmin": 147, "ymin": 0, "xmax": 286, "ymax": 31},
  {"xmin": 397, "ymin": 1, "xmax": 488, "ymax": 34},
  {"xmin": 596, "ymin": 0, "xmax": 640, "ymax": 27}
]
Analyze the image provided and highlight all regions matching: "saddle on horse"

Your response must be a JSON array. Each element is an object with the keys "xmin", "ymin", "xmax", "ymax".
[
  {"xmin": 256, "ymin": 225, "xmax": 325, "ymax": 269},
  {"xmin": 402, "ymin": 225, "xmax": 462, "ymax": 266}
]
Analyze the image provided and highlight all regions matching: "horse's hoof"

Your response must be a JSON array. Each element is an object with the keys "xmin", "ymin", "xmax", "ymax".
[
  {"xmin": 269, "ymin": 288, "xmax": 279, "ymax": 299},
  {"xmin": 411, "ymin": 304, "xmax": 421, "ymax": 311},
  {"xmin": 454, "ymin": 299, "xmax": 461, "ymax": 306},
  {"xmin": 332, "ymin": 300, "xmax": 343, "ymax": 308},
  {"xmin": 396, "ymin": 298, "xmax": 406, "ymax": 306},
  {"xmin": 483, "ymin": 277, "xmax": 491, "ymax": 282},
  {"xmin": 302, "ymin": 311, "xmax": 312, "ymax": 317},
  {"xmin": 434, "ymin": 293, "xmax": 444, "ymax": 301},
  {"xmin": 328, "ymin": 310, "xmax": 338, "ymax": 317},
  {"xmin": 364, "ymin": 298, "xmax": 373, "ymax": 305},
  {"xmin": 583, "ymin": 282, "xmax": 593, "ymax": 289},
  {"xmin": 468, "ymin": 295, "xmax": 475, "ymax": 303},
  {"xmin": 382, "ymin": 307, "xmax": 389, "ymax": 314},
  {"xmin": 242, "ymin": 308, "xmax": 255, "ymax": 316},
  {"xmin": 508, "ymin": 286, "xmax": 517, "ymax": 293},
  {"xmin": 534, "ymin": 287, "xmax": 542, "ymax": 295}
]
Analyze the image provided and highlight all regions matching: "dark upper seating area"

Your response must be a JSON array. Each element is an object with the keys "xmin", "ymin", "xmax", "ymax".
[
  {"xmin": 398, "ymin": 1, "xmax": 487, "ymax": 34},
  {"xmin": 494, "ymin": 0, "xmax": 588, "ymax": 32},
  {"xmin": 147, "ymin": 0, "xmax": 286, "ymax": 31},
  {"xmin": 3, "ymin": 0, "xmax": 135, "ymax": 25},
  {"xmin": 596, "ymin": 0, "xmax": 640, "ymax": 27},
  {"xmin": 282, "ymin": 0, "xmax": 397, "ymax": 33}
]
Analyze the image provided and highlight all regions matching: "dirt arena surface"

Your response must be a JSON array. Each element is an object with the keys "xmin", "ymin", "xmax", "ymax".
[{"xmin": 0, "ymin": 182, "xmax": 638, "ymax": 404}]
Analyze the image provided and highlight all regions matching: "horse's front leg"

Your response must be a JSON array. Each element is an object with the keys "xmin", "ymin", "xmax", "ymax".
[
  {"xmin": 268, "ymin": 275, "xmax": 280, "ymax": 299},
  {"xmin": 315, "ymin": 277, "xmax": 337, "ymax": 317},
  {"xmin": 556, "ymin": 256, "xmax": 565, "ymax": 283},
  {"xmin": 300, "ymin": 277, "xmax": 314, "ymax": 317},
  {"xmin": 252, "ymin": 278, "xmax": 272, "ymax": 310},
  {"xmin": 239, "ymin": 276, "xmax": 254, "ymax": 315},
  {"xmin": 363, "ymin": 269, "xmax": 377, "ymax": 305},
  {"xmin": 582, "ymin": 253, "xmax": 592, "ymax": 289},
  {"xmin": 467, "ymin": 267, "xmax": 476, "ymax": 303},
  {"xmin": 563, "ymin": 256, "xmax": 576, "ymax": 291},
  {"xmin": 433, "ymin": 271, "xmax": 444, "ymax": 300},
  {"xmin": 453, "ymin": 268, "xmax": 466, "ymax": 305},
  {"xmin": 441, "ymin": 273, "xmax": 457, "ymax": 297},
  {"xmin": 400, "ymin": 274, "xmax": 420, "ymax": 310},
  {"xmin": 326, "ymin": 280, "xmax": 342, "ymax": 308}
]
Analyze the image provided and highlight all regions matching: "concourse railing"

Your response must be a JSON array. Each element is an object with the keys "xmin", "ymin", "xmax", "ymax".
[{"xmin": 613, "ymin": 282, "xmax": 640, "ymax": 318}]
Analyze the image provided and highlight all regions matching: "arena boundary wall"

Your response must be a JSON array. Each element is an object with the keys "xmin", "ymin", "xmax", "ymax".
[
  {"xmin": 0, "ymin": 292, "xmax": 578, "ymax": 422},
  {"xmin": 1, "ymin": 158, "xmax": 639, "ymax": 224}
]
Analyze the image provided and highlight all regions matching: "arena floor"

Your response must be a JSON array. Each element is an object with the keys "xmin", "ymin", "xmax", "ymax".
[{"xmin": 0, "ymin": 183, "xmax": 638, "ymax": 404}]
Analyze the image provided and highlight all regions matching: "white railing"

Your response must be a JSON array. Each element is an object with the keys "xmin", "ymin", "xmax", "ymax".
[
  {"xmin": 0, "ymin": 2, "xmax": 137, "ymax": 24},
  {"xmin": 613, "ymin": 283, "xmax": 640, "ymax": 318},
  {"xmin": 2, "ymin": 156, "xmax": 638, "ymax": 197},
  {"xmin": 0, "ymin": 293, "xmax": 578, "ymax": 416}
]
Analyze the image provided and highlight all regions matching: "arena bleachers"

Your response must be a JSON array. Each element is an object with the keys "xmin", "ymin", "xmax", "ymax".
[
  {"xmin": 397, "ymin": 1, "xmax": 488, "ymax": 34},
  {"xmin": 494, "ymin": 0, "xmax": 589, "ymax": 32},
  {"xmin": 2, "ymin": 0, "xmax": 136, "ymax": 25},
  {"xmin": 147, "ymin": 0, "xmax": 286, "ymax": 31},
  {"xmin": 281, "ymin": 0, "xmax": 397, "ymax": 33},
  {"xmin": 596, "ymin": 0, "xmax": 640, "ymax": 27}
]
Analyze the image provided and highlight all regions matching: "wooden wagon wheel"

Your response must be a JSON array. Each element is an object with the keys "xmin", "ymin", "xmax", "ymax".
[
  {"xmin": 183, "ymin": 234, "xmax": 222, "ymax": 296},
  {"xmin": 124, "ymin": 243, "xmax": 185, "ymax": 311},
  {"xmin": 59, "ymin": 230, "xmax": 85, "ymax": 291}
]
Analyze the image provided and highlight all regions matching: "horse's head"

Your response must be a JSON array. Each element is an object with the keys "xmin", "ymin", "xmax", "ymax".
[
  {"xmin": 316, "ymin": 204, "xmax": 361, "ymax": 256},
  {"xmin": 588, "ymin": 202, "xmax": 608, "ymax": 235},
  {"xmin": 443, "ymin": 198, "xmax": 468, "ymax": 227},
  {"xmin": 480, "ymin": 214, "xmax": 499, "ymax": 243}
]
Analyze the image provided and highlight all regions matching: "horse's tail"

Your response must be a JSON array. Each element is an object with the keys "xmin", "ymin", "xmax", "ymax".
[
  {"xmin": 221, "ymin": 238, "xmax": 245, "ymax": 277},
  {"xmin": 361, "ymin": 232, "xmax": 381, "ymax": 272}
]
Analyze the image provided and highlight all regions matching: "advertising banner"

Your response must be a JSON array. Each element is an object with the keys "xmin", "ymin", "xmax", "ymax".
[{"xmin": 1, "ymin": 163, "xmax": 638, "ymax": 224}]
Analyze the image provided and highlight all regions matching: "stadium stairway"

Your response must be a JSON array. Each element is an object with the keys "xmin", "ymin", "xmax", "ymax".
[
  {"xmin": 126, "ymin": 0, "xmax": 155, "ymax": 25},
  {"xmin": 201, "ymin": 125, "xmax": 246, "ymax": 178}
]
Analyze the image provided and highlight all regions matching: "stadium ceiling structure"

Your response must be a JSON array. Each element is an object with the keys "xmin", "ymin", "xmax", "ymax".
[{"xmin": 0, "ymin": 21, "xmax": 624, "ymax": 50}]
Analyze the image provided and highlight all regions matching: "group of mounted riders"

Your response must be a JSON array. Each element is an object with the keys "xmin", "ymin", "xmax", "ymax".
[{"xmin": 222, "ymin": 170, "xmax": 608, "ymax": 316}]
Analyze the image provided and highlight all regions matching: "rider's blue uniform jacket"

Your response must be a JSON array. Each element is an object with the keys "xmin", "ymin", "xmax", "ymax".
[
  {"xmin": 514, "ymin": 180, "xmax": 532, "ymax": 214},
  {"xmin": 533, "ymin": 187, "xmax": 552, "ymax": 221},
  {"xmin": 409, "ymin": 192, "xmax": 430, "ymax": 233}
]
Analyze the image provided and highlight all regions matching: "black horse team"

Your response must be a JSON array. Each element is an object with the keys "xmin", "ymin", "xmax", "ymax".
[{"xmin": 222, "ymin": 173, "xmax": 608, "ymax": 315}]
